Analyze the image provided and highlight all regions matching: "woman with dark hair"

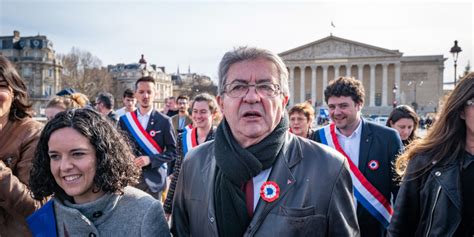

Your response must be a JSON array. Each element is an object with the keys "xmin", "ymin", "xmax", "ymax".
[
  {"xmin": 386, "ymin": 105, "xmax": 419, "ymax": 146},
  {"xmin": 28, "ymin": 109, "xmax": 170, "ymax": 236},
  {"xmin": 0, "ymin": 55, "xmax": 43, "ymax": 236},
  {"xmin": 388, "ymin": 72, "xmax": 474, "ymax": 236}
]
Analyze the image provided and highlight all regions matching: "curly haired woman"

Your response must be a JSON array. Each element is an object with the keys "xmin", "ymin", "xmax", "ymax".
[{"xmin": 28, "ymin": 109, "xmax": 170, "ymax": 236}]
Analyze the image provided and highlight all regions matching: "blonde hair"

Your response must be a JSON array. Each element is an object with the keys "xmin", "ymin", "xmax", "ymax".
[{"xmin": 46, "ymin": 93, "xmax": 89, "ymax": 110}]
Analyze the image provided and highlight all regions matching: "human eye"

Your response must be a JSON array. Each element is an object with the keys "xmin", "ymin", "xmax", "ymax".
[
  {"xmin": 72, "ymin": 151, "xmax": 86, "ymax": 158},
  {"xmin": 230, "ymin": 83, "xmax": 247, "ymax": 91},
  {"xmin": 49, "ymin": 153, "xmax": 60, "ymax": 161}
]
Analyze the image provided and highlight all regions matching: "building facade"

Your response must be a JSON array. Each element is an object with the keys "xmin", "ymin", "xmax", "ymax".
[
  {"xmin": 0, "ymin": 30, "xmax": 62, "ymax": 114},
  {"xmin": 108, "ymin": 55, "xmax": 173, "ymax": 110},
  {"xmin": 280, "ymin": 35, "xmax": 445, "ymax": 115}
]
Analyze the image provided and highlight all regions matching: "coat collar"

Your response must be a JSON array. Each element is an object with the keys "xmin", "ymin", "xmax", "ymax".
[
  {"xmin": 358, "ymin": 118, "xmax": 372, "ymax": 172},
  {"xmin": 202, "ymin": 132, "xmax": 301, "ymax": 235}
]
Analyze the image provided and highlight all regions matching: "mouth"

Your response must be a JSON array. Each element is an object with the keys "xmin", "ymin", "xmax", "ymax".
[
  {"xmin": 63, "ymin": 174, "xmax": 82, "ymax": 183},
  {"xmin": 242, "ymin": 111, "xmax": 262, "ymax": 119}
]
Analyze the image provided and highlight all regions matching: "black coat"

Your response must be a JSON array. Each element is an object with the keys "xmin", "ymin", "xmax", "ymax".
[
  {"xmin": 388, "ymin": 155, "xmax": 463, "ymax": 237},
  {"xmin": 312, "ymin": 119, "xmax": 403, "ymax": 237}
]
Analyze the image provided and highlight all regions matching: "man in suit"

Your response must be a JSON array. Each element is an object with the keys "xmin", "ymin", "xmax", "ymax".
[
  {"xmin": 171, "ymin": 47, "xmax": 359, "ymax": 236},
  {"xmin": 119, "ymin": 76, "xmax": 177, "ymax": 200},
  {"xmin": 312, "ymin": 76, "xmax": 403, "ymax": 237},
  {"xmin": 171, "ymin": 95, "xmax": 192, "ymax": 135}
]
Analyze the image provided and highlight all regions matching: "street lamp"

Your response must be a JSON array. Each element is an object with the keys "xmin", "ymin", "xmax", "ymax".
[
  {"xmin": 392, "ymin": 84, "xmax": 398, "ymax": 108},
  {"xmin": 450, "ymin": 40, "xmax": 462, "ymax": 86},
  {"xmin": 409, "ymin": 80, "xmax": 423, "ymax": 112}
]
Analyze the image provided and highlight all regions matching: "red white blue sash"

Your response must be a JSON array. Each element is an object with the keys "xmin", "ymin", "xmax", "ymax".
[
  {"xmin": 318, "ymin": 123, "xmax": 393, "ymax": 228},
  {"xmin": 182, "ymin": 124, "xmax": 198, "ymax": 156},
  {"xmin": 122, "ymin": 111, "xmax": 163, "ymax": 156}
]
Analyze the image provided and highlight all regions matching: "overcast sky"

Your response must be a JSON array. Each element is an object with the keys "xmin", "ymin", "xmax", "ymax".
[{"xmin": 1, "ymin": 0, "xmax": 472, "ymax": 87}]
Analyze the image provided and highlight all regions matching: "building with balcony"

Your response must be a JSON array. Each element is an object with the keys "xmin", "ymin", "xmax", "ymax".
[{"xmin": 0, "ymin": 30, "xmax": 62, "ymax": 114}]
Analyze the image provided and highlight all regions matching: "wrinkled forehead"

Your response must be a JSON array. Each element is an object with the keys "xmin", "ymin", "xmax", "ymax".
[{"xmin": 226, "ymin": 59, "xmax": 279, "ymax": 84}]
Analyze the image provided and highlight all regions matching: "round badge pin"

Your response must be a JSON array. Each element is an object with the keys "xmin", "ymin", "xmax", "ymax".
[
  {"xmin": 149, "ymin": 130, "xmax": 156, "ymax": 137},
  {"xmin": 368, "ymin": 160, "xmax": 379, "ymax": 170},
  {"xmin": 260, "ymin": 181, "xmax": 280, "ymax": 203}
]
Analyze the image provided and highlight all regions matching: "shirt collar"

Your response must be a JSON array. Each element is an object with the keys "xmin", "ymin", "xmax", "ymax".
[
  {"xmin": 335, "ymin": 119, "xmax": 362, "ymax": 138},
  {"xmin": 137, "ymin": 108, "xmax": 153, "ymax": 117}
]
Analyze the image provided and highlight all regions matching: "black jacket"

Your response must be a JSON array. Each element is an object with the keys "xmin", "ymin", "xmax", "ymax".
[
  {"xmin": 171, "ymin": 133, "xmax": 360, "ymax": 236},
  {"xmin": 388, "ymin": 154, "xmax": 463, "ymax": 236}
]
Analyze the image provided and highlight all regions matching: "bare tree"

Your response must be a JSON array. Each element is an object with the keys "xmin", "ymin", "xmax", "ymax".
[{"xmin": 58, "ymin": 47, "xmax": 113, "ymax": 100}]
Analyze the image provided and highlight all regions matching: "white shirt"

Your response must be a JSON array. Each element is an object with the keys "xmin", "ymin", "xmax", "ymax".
[
  {"xmin": 335, "ymin": 120, "xmax": 362, "ymax": 167},
  {"xmin": 137, "ymin": 109, "xmax": 153, "ymax": 129},
  {"xmin": 252, "ymin": 168, "xmax": 272, "ymax": 211},
  {"xmin": 115, "ymin": 107, "xmax": 127, "ymax": 118},
  {"xmin": 335, "ymin": 120, "xmax": 362, "ymax": 207}
]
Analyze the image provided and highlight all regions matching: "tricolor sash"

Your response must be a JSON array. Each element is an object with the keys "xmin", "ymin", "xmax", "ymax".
[
  {"xmin": 182, "ymin": 124, "xmax": 198, "ymax": 157},
  {"xmin": 122, "ymin": 111, "xmax": 163, "ymax": 156},
  {"xmin": 319, "ymin": 123, "xmax": 393, "ymax": 228}
]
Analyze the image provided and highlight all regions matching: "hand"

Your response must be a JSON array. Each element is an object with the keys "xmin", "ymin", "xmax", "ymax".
[{"xmin": 134, "ymin": 156, "xmax": 151, "ymax": 168}]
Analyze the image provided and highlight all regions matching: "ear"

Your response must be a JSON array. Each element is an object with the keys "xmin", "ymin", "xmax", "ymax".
[
  {"xmin": 217, "ymin": 95, "xmax": 224, "ymax": 114},
  {"xmin": 460, "ymin": 110, "xmax": 466, "ymax": 120},
  {"xmin": 282, "ymin": 95, "xmax": 289, "ymax": 108},
  {"xmin": 389, "ymin": 120, "xmax": 395, "ymax": 127}
]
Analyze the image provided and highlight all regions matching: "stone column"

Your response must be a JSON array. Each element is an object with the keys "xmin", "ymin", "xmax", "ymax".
[
  {"xmin": 345, "ymin": 65, "xmax": 350, "ymax": 77},
  {"xmin": 289, "ymin": 66, "xmax": 295, "ymax": 106},
  {"xmin": 382, "ymin": 63, "xmax": 388, "ymax": 106},
  {"xmin": 395, "ymin": 62, "xmax": 401, "ymax": 102},
  {"xmin": 369, "ymin": 63, "xmax": 376, "ymax": 107},
  {"xmin": 311, "ymin": 66, "xmax": 317, "ymax": 105},
  {"xmin": 300, "ymin": 66, "xmax": 306, "ymax": 103},
  {"xmin": 334, "ymin": 64, "xmax": 340, "ymax": 79},
  {"xmin": 322, "ymin": 65, "xmax": 328, "ymax": 105},
  {"xmin": 358, "ymin": 64, "xmax": 364, "ymax": 85}
]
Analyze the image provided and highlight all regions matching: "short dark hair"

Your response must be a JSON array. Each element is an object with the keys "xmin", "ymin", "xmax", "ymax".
[
  {"xmin": 135, "ymin": 76, "xmax": 155, "ymax": 89},
  {"xmin": 30, "ymin": 109, "xmax": 140, "ymax": 201},
  {"xmin": 123, "ymin": 88, "xmax": 134, "ymax": 98},
  {"xmin": 0, "ymin": 55, "xmax": 33, "ymax": 121},
  {"xmin": 324, "ymin": 76, "xmax": 365, "ymax": 105},
  {"xmin": 96, "ymin": 92, "xmax": 114, "ymax": 109},
  {"xmin": 177, "ymin": 95, "xmax": 189, "ymax": 102},
  {"xmin": 192, "ymin": 93, "xmax": 218, "ymax": 114}
]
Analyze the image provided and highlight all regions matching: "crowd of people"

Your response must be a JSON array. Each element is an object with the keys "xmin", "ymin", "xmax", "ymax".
[{"xmin": 0, "ymin": 45, "xmax": 473, "ymax": 236}]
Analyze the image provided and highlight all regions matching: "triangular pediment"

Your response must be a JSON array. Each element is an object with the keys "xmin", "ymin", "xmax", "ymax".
[{"xmin": 279, "ymin": 35, "xmax": 403, "ymax": 60}]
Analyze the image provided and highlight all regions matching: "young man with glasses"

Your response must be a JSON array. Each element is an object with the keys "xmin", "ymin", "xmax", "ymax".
[{"xmin": 171, "ymin": 46, "xmax": 359, "ymax": 236}]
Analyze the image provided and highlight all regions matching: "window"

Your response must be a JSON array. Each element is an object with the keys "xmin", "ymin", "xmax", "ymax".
[{"xmin": 22, "ymin": 67, "xmax": 32, "ymax": 77}]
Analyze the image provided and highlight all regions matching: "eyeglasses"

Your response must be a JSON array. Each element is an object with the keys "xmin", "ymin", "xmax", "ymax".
[
  {"xmin": 467, "ymin": 99, "xmax": 474, "ymax": 106},
  {"xmin": 223, "ymin": 82, "xmax": 281, "ymax": 98}
]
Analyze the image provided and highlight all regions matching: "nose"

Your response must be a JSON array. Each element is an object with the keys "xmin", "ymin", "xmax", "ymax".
[
  {"xmin": 242, "ymin": 85, "xmax": 260, "ymax": 104},
  {"xmin": 60, "ymin": 157, "xmax": 73, "ymax": 172}
]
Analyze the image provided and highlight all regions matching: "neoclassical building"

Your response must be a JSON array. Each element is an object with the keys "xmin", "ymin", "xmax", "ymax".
[
  {"xmin": 0, "ymin": 30, "xmax": 62, "ymax": 114},
  {"xmin": 279, "ymin": 35, "xmax": 445, "ymax": 115}
]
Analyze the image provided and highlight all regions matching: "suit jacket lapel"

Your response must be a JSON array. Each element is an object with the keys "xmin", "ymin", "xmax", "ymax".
[
  {"xmin": 249, "ymin": 134, "xmax": 298, "ymax": 231},
  {"xmin": 146, "ymin": 110, "xmax": 156, "ymax": 131},
  {"xmin": 358, "ymin": 119, "xmax": 372, "ymax": 174}
]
